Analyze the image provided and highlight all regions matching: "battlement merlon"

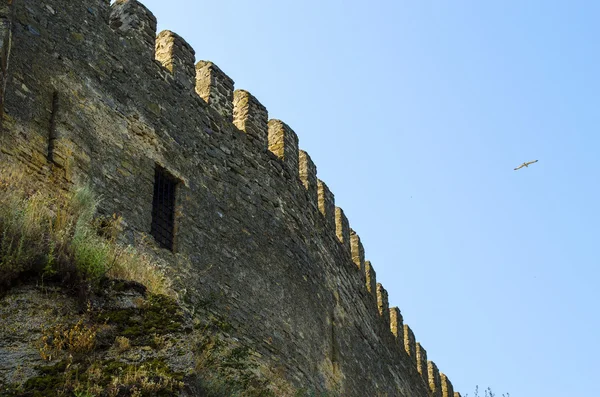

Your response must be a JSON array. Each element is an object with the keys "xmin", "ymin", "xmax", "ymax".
[
  {"xmin": 110, "ymin": 0, "xmax": 157, "ymax": 59},
  {"xmin": 428, "ymin": 361, "xmax": 442, "ymax": 397},
  {"xmin": 155, "ymin": 30, "xmax": 196, "ymax": 92},
  {"xmin": 376, "ymin": 283, "xmax": 390, "ymax": 329},
  {"xmin": 268, "ymin": 119, "xmax": 299, "ymax": 179},
  {"xmin": 195, "ymin": 60, "xmax": 235, "ymax": 121},
  {"xmin": 365, "ymin": 260, "xmax": 377, "ymax": 299},
  {"xmin": 389, "ymin": 307, "xmax": 404, "ymax": 345},
  {"xmin": 350, "ymin": 229, "xmax": 365, "ymax": 274},
  {"xmin": 441, "ymin": 373, "xmax": 455, "ymax": 397},
  {"xmin": 416, "ymin": 342, "xmax": 428, "ymax": 384},
  {"xmin": 335, "ymin": 207, "xmax": 350, "ymax": 253},
  {"xmin": 233, "ymin": 90, "xmax": 268, "ymax": 149},
  {"xmin": 318, "ymin": 179, "xmax": 335, "ymax": 229},
  {"xmin": 299, "ymin": 150, "xmax": 318, "ymax": 209},
  {"xmin": 404, "ymin": 324, "xmax": 417, "ymax": 366}
]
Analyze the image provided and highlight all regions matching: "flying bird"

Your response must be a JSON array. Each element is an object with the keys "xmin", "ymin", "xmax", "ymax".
[{"xmin": 514, "ymin": 160, "xmax": 538, "ymax": 171}]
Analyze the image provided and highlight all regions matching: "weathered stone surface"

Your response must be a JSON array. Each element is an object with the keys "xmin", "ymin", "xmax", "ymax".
[
  {"xmin": 298, "ymin": 149, "xmax": 317, "ymax": 208},
  {"xmin": 416, "ymin": 342, "xmax": 428, "ymax": 383},
  {"xmin": 0, "ymin": 0, "xmax": 458, "ymax": 395},
  {"xmin": 428, "ymin": 360, "xmax": 443, "ymax": 397},
  {"xmin": 404, "ymin": 324, "xmax": 417, "ymax": 366},
  {"xmin": 390, "ymin": 306, "xmax": 403, "ymax": 342},
  {"xmin": 268, "ymin": 119, "xmax": 299, "ymax": 180},
  {"xmin": 155, "ymin": 30, "xmax": 196, "ymax": 92},
  {"xmin": 233, "ymin": 89, "xmax": 268, "ymax": 148},
  {"xmin": 350, "ymin": 229, "xmax": 365, "ymax": 270},
  {"xmin": 0, "ymin": 283, "xmax": 273, "ymax": 396},
  {"xmin": 110, "ymin": 0, "xmax": 157, "ymax": 59},
  {"xmin": 317, "ymin": 179, "xmax": 335, "ymax": 229},
  {"xmin": 335, "ymin": 206, "xmax": 350, "ymax": 253},
  {"xmin": 442, "ymin": 372, "xmax": 455, "ymax": 397},
  {"xmin": 365, "ymin": 260, "xmax": 377, "ymax": 298},
  {"xmin": 376, "ymin": 283, "xmax": 390, "ymax": 326},
  {"xmin": 195, "ymin": 60, "xmax": 234, "ymax": 121}
]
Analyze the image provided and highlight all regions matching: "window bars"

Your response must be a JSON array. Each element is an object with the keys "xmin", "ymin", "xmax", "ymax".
[{"xmin": 151, "ymin": 166, "xmax": 177, "ymax": 250}]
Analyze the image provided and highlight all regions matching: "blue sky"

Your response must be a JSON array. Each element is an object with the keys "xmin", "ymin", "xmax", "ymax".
[{"xmin": 138, "ymin": 1, "xmax": 600, "ymax": 395}]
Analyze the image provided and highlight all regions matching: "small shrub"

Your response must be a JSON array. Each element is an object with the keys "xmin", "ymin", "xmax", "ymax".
[
  {"xmin": 0, "ymin": 174, "xmax": 59, "ymax": 287},
  {"xmin": 114, "ymin": 336, "xmax": 131, "ymax": 353},
  {"xmin": 39, "ymin": 319, "xmax": 97, "ymax": 361},
  {"xmin": 0, "ymin": 167, "xmax": 106, "ymax": 290},
  {"xmin": 110, "ymin": 361, "xmax": 184, "ymax": 395},
  {"xmin": 465, "ymin": 386, "xmax": 510, "ymax": 397},
  {"xmin": 21, "ymin": 358, "xmax": 184, "ymax": 396}
]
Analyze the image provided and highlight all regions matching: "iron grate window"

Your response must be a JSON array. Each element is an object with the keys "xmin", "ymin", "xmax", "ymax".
[{"xmin": 151, "ymin": 166, "xmax": 178, "ymax": 251}]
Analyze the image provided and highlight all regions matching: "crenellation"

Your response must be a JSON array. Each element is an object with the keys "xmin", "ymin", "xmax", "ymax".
[
  {"xmin": 0, "ymin": 0, "xmax": 459, "ymax": 394},
  {"xmin": 350, "ymin": 229, "xmax": 365, "ymax": 272},
  {"xmin": 365, "ymin": 260, "xmax": 377, "ymax": 298},
  {"xmin": 376, "ymin": 283, "xmax": 390, "ymax": 329},
  {"xmin": 335, "ymin": 207, "xmax": 350, "ymax": 252},
  {"xmin": 195, "ymin": 60, "xmax": 235, "ymax": 121},
  {"xmin": 416, "ymin": 342, "xmax": 428, "ymax": 384},
  {"xmin": 233, "ymin": 90, "xmax": 268, "ymax": 149},
  {"xmin": 155, "ymin": 30, "xmax": 196, "ymax": 92},
  {"xmin": 389, "ymin": 307, "xmax": 404, "ymax": 343},
  {"xmin": 109, "ymin": 0, "xmax": 157, "ymax": 59},
  {"xmin": 404, "ymin": 324, "xmax": 417, "ymax": 365},
  {"xmin": 317, "ymin": 179, "xmax": 335, "ymax": 229},
  {"xmin": 267, "ymin": 119, "xmax": 299, "ymax": 179},
  {"xmin": 441, "ymin": 373, "xmax": 454, "ymax": 397},
  {"xmin": 428, "ymin": 361, "xmax": 442, "ymax": 397},
  {"xmin": 298, "ymin": 150, "xmax": 318, "ymax": 208}
]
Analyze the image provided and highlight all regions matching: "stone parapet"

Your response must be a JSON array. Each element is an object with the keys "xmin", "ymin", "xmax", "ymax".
[
  {"xmin": 0, "ymin": 0, "xmax": 462, "ymax": 395},
  {"xmin": 110, "ymin": 0, "xmax": 157, "ymax": 59},
  {"xmin": 268, "ymin": 119, "xmax": 299, "ymax": 180},
  {"xmin": 155, "ymin": 30, "xmax": 196, "ymax": 91},
  {"xmin": 195, "ymin": 60, "xmax": 235, "ymax": 121},
  {"xmin": 233, "ymin": 89, "xmax": 268, "ymax": 149}
]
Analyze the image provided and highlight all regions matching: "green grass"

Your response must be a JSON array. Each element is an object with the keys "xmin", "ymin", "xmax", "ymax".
[
  {"xmin": 0, "ymin": 165, "xmax": 172, "ymax": 296},
  {"xmin": 0, "ymin": 165, "xmax": 337, "ymax": 396}
]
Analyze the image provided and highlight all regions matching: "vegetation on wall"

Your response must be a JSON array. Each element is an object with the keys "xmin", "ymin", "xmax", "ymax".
[
  {"xmin": 0, "ymin": 165, "xmax": 172, "ymax": 296},
  {"xmin": 0, "ymin": 164, "xmax": 302, "ymax": 396},
  {"xmin": 465, "ymin": 386, "xmax": 510, "ymax": 397}
]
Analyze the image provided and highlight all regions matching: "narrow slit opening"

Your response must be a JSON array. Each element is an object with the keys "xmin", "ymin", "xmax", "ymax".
[
  {"xmin": 47, "ymin": 91, "xmax": 58, "ymax": 162},
  {"xmin": 150, "ymin": 165, "xmax": 178, "ymax": 251}
]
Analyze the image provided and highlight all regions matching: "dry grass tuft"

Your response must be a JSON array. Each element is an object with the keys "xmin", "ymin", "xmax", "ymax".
[
  {"xmin": 114, "ymin": 336, "xmax": 131, "ymax": 353},
  {"xmin": 39, "ymin": 319, "xmax": 98, "ymax": 361},
  {"xmin": 105, "ymin": 242, "xmax": 173, "ymax": 297},
  {"xmin": 0, "ymin": 164, "xmax": 173, "ymax": 296}
]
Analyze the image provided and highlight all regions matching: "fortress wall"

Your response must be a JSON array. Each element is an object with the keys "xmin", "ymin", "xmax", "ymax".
[{"xmin": 0, "ymin": 0, "xmax": 459, "ymax": 395}]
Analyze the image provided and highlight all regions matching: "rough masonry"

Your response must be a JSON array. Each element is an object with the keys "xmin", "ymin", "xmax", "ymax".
[{"xmin": 0, "ymin": 0, "xmax": 461, "ymax": 395}]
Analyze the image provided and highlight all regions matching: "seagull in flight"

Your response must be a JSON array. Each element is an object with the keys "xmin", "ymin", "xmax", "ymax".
[{"xmin": 514, "ymin": 160, "xmax": 538, "ymax": 171}]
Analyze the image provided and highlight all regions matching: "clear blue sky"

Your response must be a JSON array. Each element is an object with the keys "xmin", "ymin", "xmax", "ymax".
[{"xmin": 137, "ymin": 1, "xmax": 600, "ymax": 395}]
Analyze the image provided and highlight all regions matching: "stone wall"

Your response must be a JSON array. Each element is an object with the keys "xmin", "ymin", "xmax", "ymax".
[{"xmin": 0, "ymin": 0, "xmax": 460, "ymax": 395}]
